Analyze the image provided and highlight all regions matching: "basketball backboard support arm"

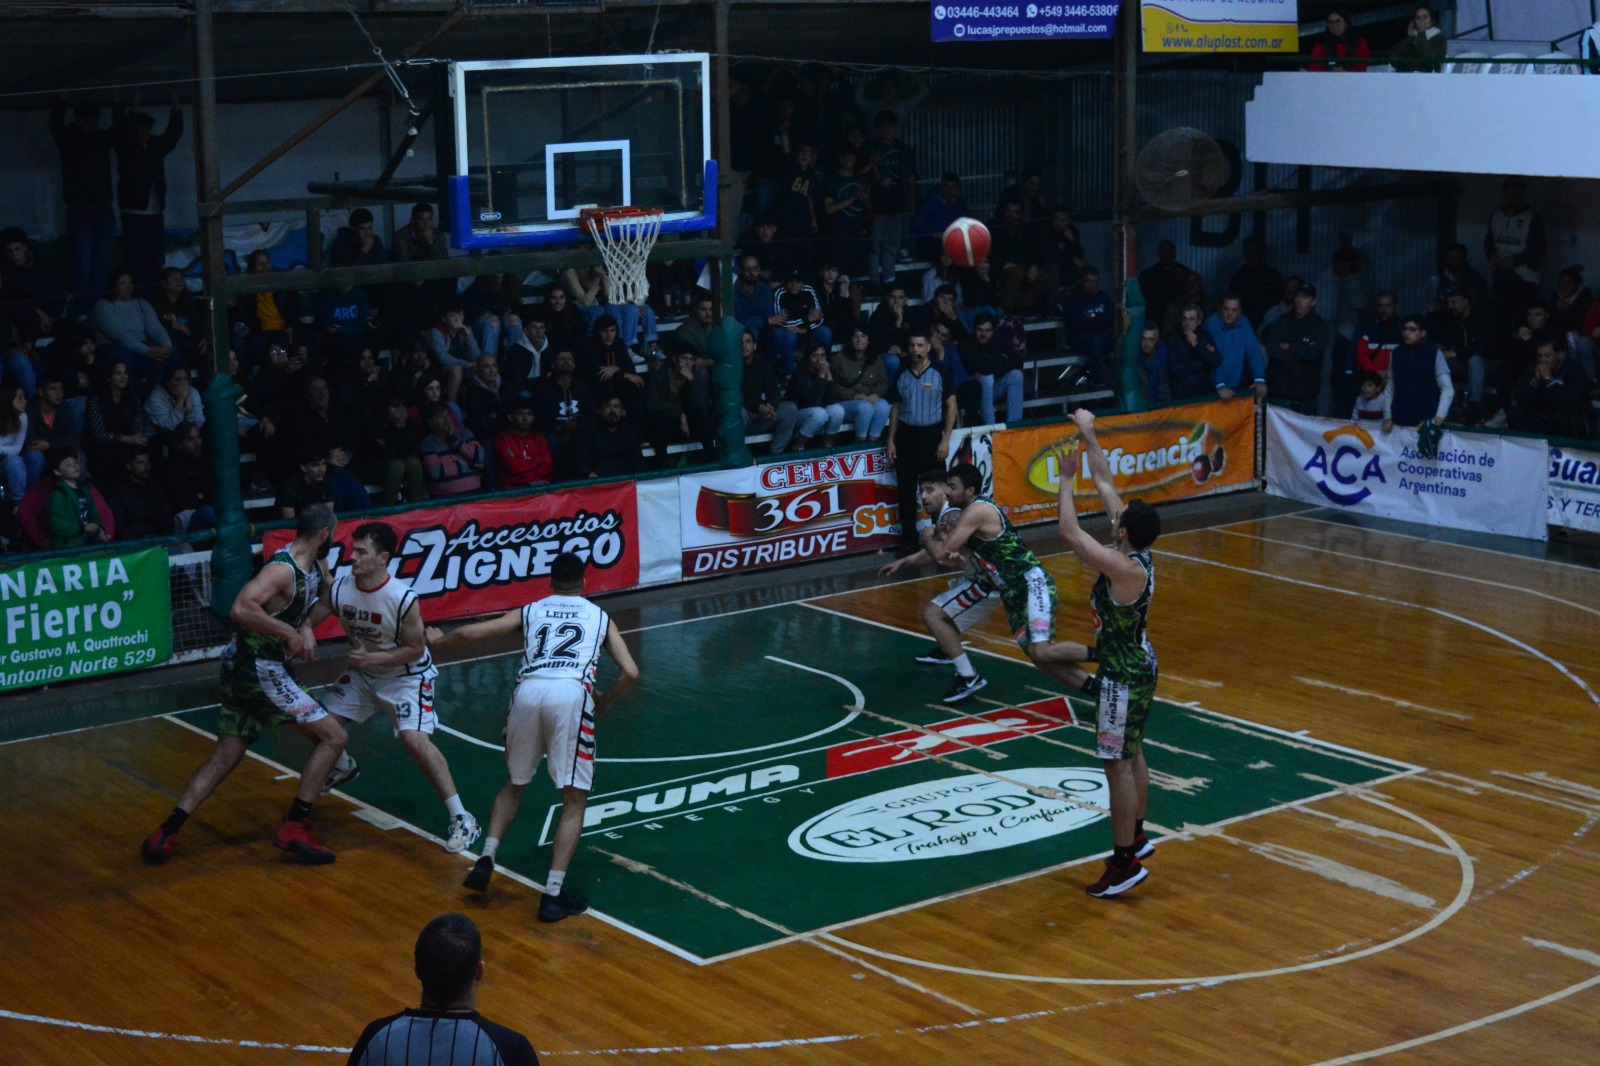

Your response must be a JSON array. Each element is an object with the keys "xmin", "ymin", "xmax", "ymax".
[{"xmin": 446, "ymin": 159, "xmax": 718, "ymax": 249}]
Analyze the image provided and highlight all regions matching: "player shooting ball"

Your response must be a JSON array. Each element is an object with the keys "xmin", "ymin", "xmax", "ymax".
[{"xmin": 1052, "ymin": 408, "xmax": 1163, "ymax": 898}]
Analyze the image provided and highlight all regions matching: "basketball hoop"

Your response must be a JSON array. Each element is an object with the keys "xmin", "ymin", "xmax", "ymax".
[{"xmin": 580, "ymin": 206, "xmax": 663, "ymax": 307}]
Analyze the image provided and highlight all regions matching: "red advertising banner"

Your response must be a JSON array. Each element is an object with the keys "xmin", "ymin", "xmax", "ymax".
[
  {"xmin": 263, "ymin": 483, "xmax": 639, "ymax": 635},
  {"xmin": 678, "ymin": 448, "xmax": 899, "ymax": 578}
]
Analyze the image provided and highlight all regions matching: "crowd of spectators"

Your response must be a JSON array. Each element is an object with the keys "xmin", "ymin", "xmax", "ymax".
[
  {"xmin": 5, "ymin": 56, "xmax": 1599, "ymax": 555},
  {"xmin": 1130, "ymin": 177, "xmax": 1596, "ymax": 438}
]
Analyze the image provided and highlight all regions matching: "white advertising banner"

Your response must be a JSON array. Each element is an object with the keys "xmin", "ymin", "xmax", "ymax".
[
  {"xmin": 677, "ymin": 447, "xmax": 900, "ymax": 579},
  {"xmin": 1265, "ymin": 408, "xmax": 1549, "ymax": 541},
  {"xmin": 634, "ymin": 477, "xmax": 685, "ymax": 587},
  {"xmin": 1548, "ymin": 445, "xmax": 1600, "ymax": 533}
]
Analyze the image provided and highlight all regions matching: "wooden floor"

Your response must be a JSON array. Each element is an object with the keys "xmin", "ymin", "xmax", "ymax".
[{"xmin": 4, "ymin": 496, "xmax": 1600, "ymax": 1065}]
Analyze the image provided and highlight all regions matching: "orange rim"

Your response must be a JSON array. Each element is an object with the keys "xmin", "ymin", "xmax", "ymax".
[{"xmin": 579, "ymin": 206, "xmax": 662, "ymax": 235}]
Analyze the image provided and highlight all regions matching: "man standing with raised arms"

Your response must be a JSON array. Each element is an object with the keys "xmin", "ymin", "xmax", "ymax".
[
  {"xmin": 319, "ymin": 521, "xmax": 480, "ymax": 854},
  {"xmin": 429, "ymin": 552, "xmax": 639, "ymax": 923},
  {"xmin": 937, "ymin": 462, "xmax": 1098, "ymax": 701},
  {"xmin": 1056, "ymin": 409, "xmax": 1162, "ymax": 898},
  {"xmin": 141, "ymin": 504, "xmax": 348, "ymax": 865}
]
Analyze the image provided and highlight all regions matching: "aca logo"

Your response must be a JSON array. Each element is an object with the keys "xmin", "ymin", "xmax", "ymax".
[{"xmin": 1303, "ymin": 425, "xmax": 1386, "ymax": 505}]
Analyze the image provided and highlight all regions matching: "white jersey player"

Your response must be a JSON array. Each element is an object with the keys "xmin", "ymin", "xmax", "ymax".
[
  {"xmin": 878, "ymin": 468, "xmax": 1002, "ymax": 699},
  {"xmin": 319, "ymin": 522, "xmax": 480, "ymax": 854},
  {"xmin": 428, "ymin": 551, "xmax": 639, "ymax": 924}
]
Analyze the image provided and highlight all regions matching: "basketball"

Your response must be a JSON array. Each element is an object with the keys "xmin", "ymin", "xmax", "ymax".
[{"xmin": 942, "ymin": 217, "xmax": 991, "ymax": 267}]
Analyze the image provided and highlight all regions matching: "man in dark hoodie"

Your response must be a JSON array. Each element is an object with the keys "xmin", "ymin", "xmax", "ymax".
[{"xmin": 114, "ymin": 92, "xmax": 184, "ymax": 293}]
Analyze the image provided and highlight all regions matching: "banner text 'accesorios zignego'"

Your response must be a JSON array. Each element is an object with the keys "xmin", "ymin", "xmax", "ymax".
[{"xmin": 263, "ymin": 482, "xmax": 640, "ymax": 637}]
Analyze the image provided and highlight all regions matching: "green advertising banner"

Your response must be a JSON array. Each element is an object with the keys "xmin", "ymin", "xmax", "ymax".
[{"xmin": 1, "ymin": 547, "xmax": 172, "ymax": 692}]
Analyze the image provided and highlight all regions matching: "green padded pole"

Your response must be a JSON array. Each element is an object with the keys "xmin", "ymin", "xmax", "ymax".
[{"xmin": 708, "ymin": 316, "xmax": 751, "ymax": 467}]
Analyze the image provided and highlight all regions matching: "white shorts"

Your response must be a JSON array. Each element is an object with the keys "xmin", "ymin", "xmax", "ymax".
[
  {"xmin": 506, "ymin": 677, "xmax": 595, "ymax": 790},
  {"xmin": 932, "ymin": 577, "xmax": 1001, "ymax": 634},
  {"xmin": 322, "ymin": 667, "xmax": 439, "ymax": 736}
]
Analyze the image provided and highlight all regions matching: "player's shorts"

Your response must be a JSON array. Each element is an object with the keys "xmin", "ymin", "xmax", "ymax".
[
  {"xmin": 999, "ymin": 565, "xmax": 1057, "ymax": 647},
  {"xmin": 322, "ymin": 666, "xmax": 439, "ymax": 736},
  {"xmin": 218, "ymin": 657, "xmax": 328, "ymax": 743},
  {"xmin": 1094, "ymin": 670, "xmax": 1158, "ymax": 760},
  {"xmin": 932, "ymin": 576, "xmax": 1001, "ymax": 634},
  {"xmin": 505, "ymin": 677, "xmax": 596, "ymax": 791}
]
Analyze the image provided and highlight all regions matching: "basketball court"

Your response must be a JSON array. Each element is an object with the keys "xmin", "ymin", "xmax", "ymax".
[{"xmin": 4, "ymin": 493, "xmax": 1599, "ymax": 1064}]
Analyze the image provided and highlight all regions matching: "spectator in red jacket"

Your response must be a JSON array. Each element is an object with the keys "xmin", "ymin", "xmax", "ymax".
[
  {"xmin": 493, "ymin": 399, "xmax": 552, "ymax": 489},
  {"xmin": 1309, "ymin": 9, "xmax": 1369, "ymax": 72}
]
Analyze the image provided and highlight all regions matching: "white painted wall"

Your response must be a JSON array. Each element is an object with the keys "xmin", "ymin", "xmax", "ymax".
[
  {"xmin": 1454, "ymin": 0, "xmax": 1597, "ymax": 45},
  {"xmin": 1246, "ymin": 72, "xmax": 1600, "ymax": 179}
]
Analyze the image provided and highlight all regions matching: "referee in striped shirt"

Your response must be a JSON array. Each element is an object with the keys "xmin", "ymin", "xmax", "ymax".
[
  {"xmin": 887, "ymin": 329, "xmax": 957, "ymax": 556},
  {"xmin": 347, "ymin": 914, "xmax": 538, "ymax": 1065}
]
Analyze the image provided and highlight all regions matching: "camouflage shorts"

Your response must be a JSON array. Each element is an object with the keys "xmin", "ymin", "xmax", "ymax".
[
  {"xmin": 1094, "ymin": 670, "xmax": 1158, "ymax": 761},
  {"xmin": 218, "ymin": 657, "xmax": 327, "ymax": 743},
  {"xmin": 1000, "ymin": 566, "xmax": 1058, "ymax": 647}
]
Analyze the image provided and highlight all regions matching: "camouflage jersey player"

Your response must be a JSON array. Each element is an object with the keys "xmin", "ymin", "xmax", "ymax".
[
  {"xmin": 1055, "ymin": 409, "xmax": 1162, "ymax": 899},
  {"xmin": 141, "ymin": 505, "xmax": 351, "ymax": 866},
  {"xmin": 939, "ymin": 463, "xmax": 1098, "ymax": 701}
]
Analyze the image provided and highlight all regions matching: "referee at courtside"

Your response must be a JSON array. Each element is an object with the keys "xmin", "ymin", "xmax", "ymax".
[
  {"xmin": 347, "ymin": 914, "xmax": 538, "ymax": 1065},
  {"xmin": 887, "ymin": 329, "xmax": 958, "ymax": 556}
]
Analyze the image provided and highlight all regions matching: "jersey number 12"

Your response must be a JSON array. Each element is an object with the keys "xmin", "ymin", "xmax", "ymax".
[{"xmin": 531, "ymin": 622, "xmax": 585, "ymax": 660}]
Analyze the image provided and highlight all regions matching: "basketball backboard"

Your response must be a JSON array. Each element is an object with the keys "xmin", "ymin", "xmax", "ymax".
[{"xmin": 444, "ymin": 53, "xmax": 716, "ymax": 250}]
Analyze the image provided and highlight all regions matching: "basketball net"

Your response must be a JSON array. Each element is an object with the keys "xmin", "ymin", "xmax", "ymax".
[{"xmin": 581, "ymin": 206, "xmax": 663, "ymax": 307}]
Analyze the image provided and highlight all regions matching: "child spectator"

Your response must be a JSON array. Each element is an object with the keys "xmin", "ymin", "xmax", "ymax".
[
  {"xmin": 45, "ymin": 447, "xmax": 111, "ymax": 548},
  {"xmin": 1352, "ymin": 372, "xmax": 1391, "ymax": 430}
]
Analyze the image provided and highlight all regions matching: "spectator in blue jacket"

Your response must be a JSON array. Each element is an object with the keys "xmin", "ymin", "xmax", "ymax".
[
  {"xmin": 732, "ymin": 255, "xmax": 773, "ymax": 340},
  {"xmin": 316, "ymin": 284, "xmax": 372, "ymax": 367},
  {"xmin": 1135, "ymin": 325, "xmax": 1170, "ymax": 406},
  {"xmin": 911, "ymin": 172, "xmax": 970, "ymax": 262},
  {"xmin": 1204, "ymin": 294, "xmax": 1267, "ymax": 399},
  {"xmin": 1166, "ymin": 304, "xmax": 1223, "ymax": 400}
]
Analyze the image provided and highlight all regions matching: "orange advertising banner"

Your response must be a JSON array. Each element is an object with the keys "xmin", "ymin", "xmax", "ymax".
[{"xmin": 991, "ymin": 399, "xmax": 1258, "ymax": 525}]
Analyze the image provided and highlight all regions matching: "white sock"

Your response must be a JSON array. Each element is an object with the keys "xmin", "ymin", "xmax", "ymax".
[
  {"xmin": 953, "ymin": 653, "xmax": 975, "ymax": 677},
  {"xmin": 482, "ymin": 837, "xmax": 500, "ymax": 859},
  {"xmin": 545, "ymin": 869, "xmax": 566, "ymax": 896},
  {"xmin": 334, "ymin": 751, "xmax": 357, "ymax": 772},
  {"xmin": 445, "ymin": 794, "xmax": 467, "ymax": 818}
]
